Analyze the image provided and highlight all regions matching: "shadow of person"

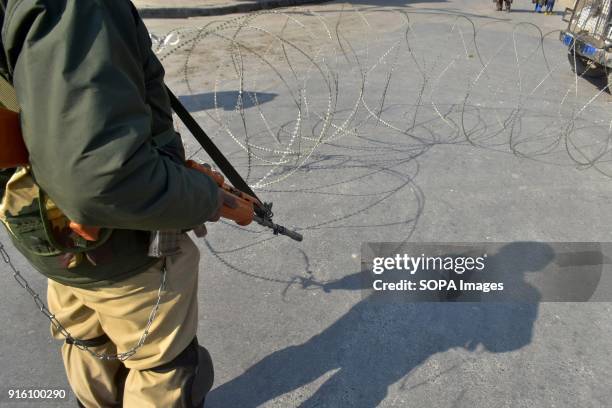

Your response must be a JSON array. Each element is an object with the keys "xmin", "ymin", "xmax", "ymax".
[
  {"xmin": 178, "ymin": 91, "xmax": 277, "ymax": 112},
  {"xmin": 207, "ymin": 242, "xmax": 554, "ymax": 407}
]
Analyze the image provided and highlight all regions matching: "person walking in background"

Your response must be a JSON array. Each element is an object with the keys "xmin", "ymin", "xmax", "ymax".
[
  {"xmin": 496, "ymin": 0, "xmax": 512, "ymax": 12},
  {"xmin": 534, "ymin": 0, "xmax": 546, "ymax": 12},
  {"xmin": 545, "ymin": 0, "xmax": 556, "ymax": 14}
]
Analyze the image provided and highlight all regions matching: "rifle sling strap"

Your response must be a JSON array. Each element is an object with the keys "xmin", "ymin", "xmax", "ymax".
[{"xmin": 165, "ymin": 86, "xmax": 261, "ymax": 202}]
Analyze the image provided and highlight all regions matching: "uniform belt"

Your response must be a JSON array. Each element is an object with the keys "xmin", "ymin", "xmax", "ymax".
[{"xmin": 65, "ymin": 333, "xmax": 110, "ymax": 347}]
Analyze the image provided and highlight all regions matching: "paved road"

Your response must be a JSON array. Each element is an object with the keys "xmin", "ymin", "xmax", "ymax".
[
  {"xmin": 132, "ymin": 0, "xmax": 332, "ymax": 18},
  {"xmin": 1, "ymin": 1, "xmax": 611, "ymax": 407},
  {"xmin": 133, "ymin": 0, "xmax": 574, "ymax": 17}
]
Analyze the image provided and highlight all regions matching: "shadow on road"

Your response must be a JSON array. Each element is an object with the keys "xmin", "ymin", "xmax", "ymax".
[
  {"xmin": 508, "ymin": 9, "xmax": 564, "ymax": 16},
  {"xmin": 319, "ymin": 0, "xmax": 448, "ymax": 4},
  {"xmin": 178, "ymin": 91, "xmax": 277, "ymax": 112},
  {"xmin": 235, "ymin": 0, "xmax": 449, "ymax": 4},
  {"xmin": 208, "ymin": 242, "xmax": 553, "ymax": 407},
  {"xmin": 581, "ymin": 74, "xmax": 610, "ymax": 94}
]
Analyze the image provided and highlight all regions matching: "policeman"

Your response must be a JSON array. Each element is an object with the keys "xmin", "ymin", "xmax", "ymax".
[{"xmin": 0, "ymin": 1, "xmax": 228, "ymax": 406}]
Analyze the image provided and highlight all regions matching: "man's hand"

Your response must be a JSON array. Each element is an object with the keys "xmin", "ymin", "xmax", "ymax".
[
  {"xmin": 186, "ymin": 161, "xmax": 239, "ymax": 223},
  {"xmin": 207, "ymin": 188, "xmax": 238, "ymax": 222},
  {"xmin": 186, "ymin": 160, "xmax": 256, "ymax": 226}
]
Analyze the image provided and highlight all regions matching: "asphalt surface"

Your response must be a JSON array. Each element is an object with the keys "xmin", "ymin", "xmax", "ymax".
[{"xmin": 1, "ymin": 1, "xmax": 611, "ymax": 407}]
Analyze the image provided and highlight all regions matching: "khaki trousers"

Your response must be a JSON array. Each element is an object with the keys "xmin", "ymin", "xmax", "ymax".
[{"xmin": 47, "ymin": 234, "xmax": 200, "ymax": 407}]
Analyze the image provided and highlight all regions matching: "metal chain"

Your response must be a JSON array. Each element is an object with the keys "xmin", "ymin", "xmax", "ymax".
[{"xmin": 0, "ymin": 241, "xmax": 166, "ymax": 361}]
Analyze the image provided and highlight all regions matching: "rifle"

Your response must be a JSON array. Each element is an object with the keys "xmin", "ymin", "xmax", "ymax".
[
  {"xmin": 0, "ymin": 87, "xmax": 303, "ymax": 242},
  {"xmin": 167, "ymin": 87, "xmax": 303, "ymax": 242}
]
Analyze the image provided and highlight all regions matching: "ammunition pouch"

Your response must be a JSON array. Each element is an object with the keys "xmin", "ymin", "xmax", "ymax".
[{"xmin": 0, "ymin": 167, "xmax": 112, "ymax": 262}]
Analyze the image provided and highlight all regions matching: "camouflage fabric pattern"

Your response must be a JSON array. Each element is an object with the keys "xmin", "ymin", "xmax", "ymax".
[{"xmin": 0, "ymin": 75, "xmax": 18, "ymax": 111}]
